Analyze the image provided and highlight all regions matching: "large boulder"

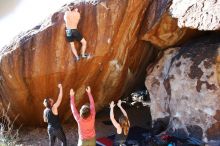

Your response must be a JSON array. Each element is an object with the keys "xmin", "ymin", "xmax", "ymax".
[
  {"xmin": 170, "ymin": 0, "xmax": 220, "ymax": 30},
  {"xmin": 0, "ymin": 0, "xmax": 155, "ymax": 126},
  {"xmin": 140, "ymin": 0, "xmax": 199, "ymax": 49},
  {"xmin": 146, "ymin": 35, "xmax": 220, "ymax": 141}
]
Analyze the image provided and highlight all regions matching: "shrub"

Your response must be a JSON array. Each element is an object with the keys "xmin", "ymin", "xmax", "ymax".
[{"xmin": 0, "ymin": 104, "xmax": 21, "ymax": 146}]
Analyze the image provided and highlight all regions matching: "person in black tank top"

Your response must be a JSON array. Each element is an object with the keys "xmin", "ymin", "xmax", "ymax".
[
  {"xmin": 114, "ymin": 132, "xmax": 127, "ymax": 146},
  {"xmin": 43, "ymin": 84, "xmax": 67, "ymax": 146},
  {"xmin": 44, "ymin": 108, "xmax": 61, "ymax": 129},
  {"xmin": 110, "ymin": 100, "xmax": 130, "ymax": 146}
]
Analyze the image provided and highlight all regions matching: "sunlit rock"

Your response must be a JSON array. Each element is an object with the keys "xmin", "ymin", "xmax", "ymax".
[
  {"xmin": 0, "ymin": 0, "xmax": 154, "ymax": 126},
  {"xmin": 140, "ymin": 0, "xmax": 199, "ymax": 49},
  {"xmin": 146, "ymin": 35, "xmax": 220, "ymax": 141},
  {"xmin": 170, "ymin": 0, "xmax": 220, "ymax": 30}
]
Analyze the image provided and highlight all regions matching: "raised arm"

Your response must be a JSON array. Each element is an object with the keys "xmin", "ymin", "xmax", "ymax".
[
  {"xmin": 110, "ymin": 101, "xmax": 121, "ymax": 132},
  {"xmin": 64, "ymin": 7, "xmax": 71, "ymax": 21},
  {"xmin": 70, "ymin": 89, "xmax": 80, "ymax": 121},
  {"xmin": 64, "ymin": 12, "xmax": 67, "ymax": 22},
  {"xmin": 117, "ymin": 100, "xmax": 128, "ymax": 118},
  {"xmin": 53, "ymin": 84, "xmax": 63, "ymax": 108},
  {"xmin": 86, "ymin": 86, "xmax": 95, "ymax": 115}
]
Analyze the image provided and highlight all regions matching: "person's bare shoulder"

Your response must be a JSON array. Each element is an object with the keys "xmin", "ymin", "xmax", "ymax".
[
  {"xmin": 64, "ymin": 11, "xmax": 71, "ymax": 20},
  {"xmin": 77, "ymin": 11, "xmax": 80, "ymax": 16},
  {"xmin": 65, "ymin": 11, "xmax": 70, "ymax": 15}
]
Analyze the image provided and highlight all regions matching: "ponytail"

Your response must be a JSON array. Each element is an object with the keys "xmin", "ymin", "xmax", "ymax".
[
  {"xmin": 43, "ymin": 98, "xmax": 52, "ymax": 109},
  {"xmin": 119, "ymin": 115, "xmax": 130, "ymax": 135}
]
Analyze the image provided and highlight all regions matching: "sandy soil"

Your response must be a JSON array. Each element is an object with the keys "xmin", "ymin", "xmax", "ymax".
[
  {"xmin": 15, "ymin": 101, "xmax": 151, "ymax": 146},
  {"xmin": 16, "ymin": 116, "xmax": 115, "ymax": 146},
  {"xmin": 17, "ymin": 111, "xmax": 115, "ymax": 146}
]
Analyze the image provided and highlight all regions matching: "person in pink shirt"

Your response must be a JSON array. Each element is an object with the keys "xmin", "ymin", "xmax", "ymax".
[{"xmin": 70, "ymin": 86, "xmax": 96, "ymax": 146}]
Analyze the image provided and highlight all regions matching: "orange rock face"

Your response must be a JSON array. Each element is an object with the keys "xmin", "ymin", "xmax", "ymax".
[
  {"xmin": 0, "ymin": 0, "xmax": 155, "ymax": 126},
  {"xmin": 140, "ymin": 0, "xmax": 199, "ymax": 49},
  {"xmin": 141, "ymin": 12, "xmax": 188, "ymax": 48}
]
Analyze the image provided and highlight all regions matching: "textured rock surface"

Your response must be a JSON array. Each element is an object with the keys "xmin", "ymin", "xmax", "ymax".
[
  {"xmin": 0, "ymin": 0, "xmax": 155, "ymax": 126},
  {"xmin": 140, "ymin": 0, "xmax": 199, "ymax": 48},
  {"xmin": 170, "ymin": 0, "xmax": 220, "ymax": 30},
  {"xmin": 146, "ymin": 35, "xmax": 220, "ymax": 140}
]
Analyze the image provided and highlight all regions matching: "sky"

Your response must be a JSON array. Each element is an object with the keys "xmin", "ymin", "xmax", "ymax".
[{"xmin": 0, "ymin": 0, "xmax": 74, "ymax": 48}]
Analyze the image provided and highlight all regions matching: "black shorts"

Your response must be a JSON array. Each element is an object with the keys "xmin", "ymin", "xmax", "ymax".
[{"xmin": 66, "ymin": 29, "xmax": 83, "ymax": 42}]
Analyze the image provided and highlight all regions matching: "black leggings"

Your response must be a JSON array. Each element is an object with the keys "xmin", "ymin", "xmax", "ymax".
[{"xmin": 48, "ymin": 127, "xmax": 67, "ymax": 146}]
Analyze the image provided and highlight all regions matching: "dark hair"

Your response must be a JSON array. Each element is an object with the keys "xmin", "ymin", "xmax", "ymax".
[
  {"xmin": 80, "ymin": 105, "xmax": 90, "ymax": 119},
  {"xmin": 119, "ymin": 115, "xmax": 130, "ymax": 135},
  {"xmin": 66, "ymin": 6, "xmax": 75, "ymax": 11},
  {"xmin": 44, "ymin": 98, "xmax": 52, "ymax": 109}
]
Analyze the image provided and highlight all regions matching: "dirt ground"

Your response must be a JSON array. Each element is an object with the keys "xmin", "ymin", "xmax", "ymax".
[
  {"xmin": 15, "ymin": 102, "xmax": 152, "ymax": 146},
  {"xmin": 17, "ymin": 116, "xmax": 115, "ymax": 146}
]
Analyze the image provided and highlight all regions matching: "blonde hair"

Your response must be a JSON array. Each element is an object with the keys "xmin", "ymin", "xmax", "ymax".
[
  {"xmin": 80, "ymin": 105, "xmax": 91, "ymax": 119},
  {"xmin": 119, "ymin": 115, "xmax": 130, "ymax": 135}
]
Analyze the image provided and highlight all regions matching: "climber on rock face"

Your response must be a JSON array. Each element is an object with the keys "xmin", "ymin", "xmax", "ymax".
[
  {"xmin": 43, "ymin": 84, "xmax": 67, "ymax": 146},
  {"xmin": 64, "ymin": 6, "xmax": 90, "ymax": 62}
]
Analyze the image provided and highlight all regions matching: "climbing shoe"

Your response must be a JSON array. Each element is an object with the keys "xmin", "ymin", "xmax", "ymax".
[
  {"xmin": 75, "ymin": 56, "xmax": 80, "ymax": 62},
  {"xmin": 81, "ymin": 53, "xmax": 91, "ymax": 59}
]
